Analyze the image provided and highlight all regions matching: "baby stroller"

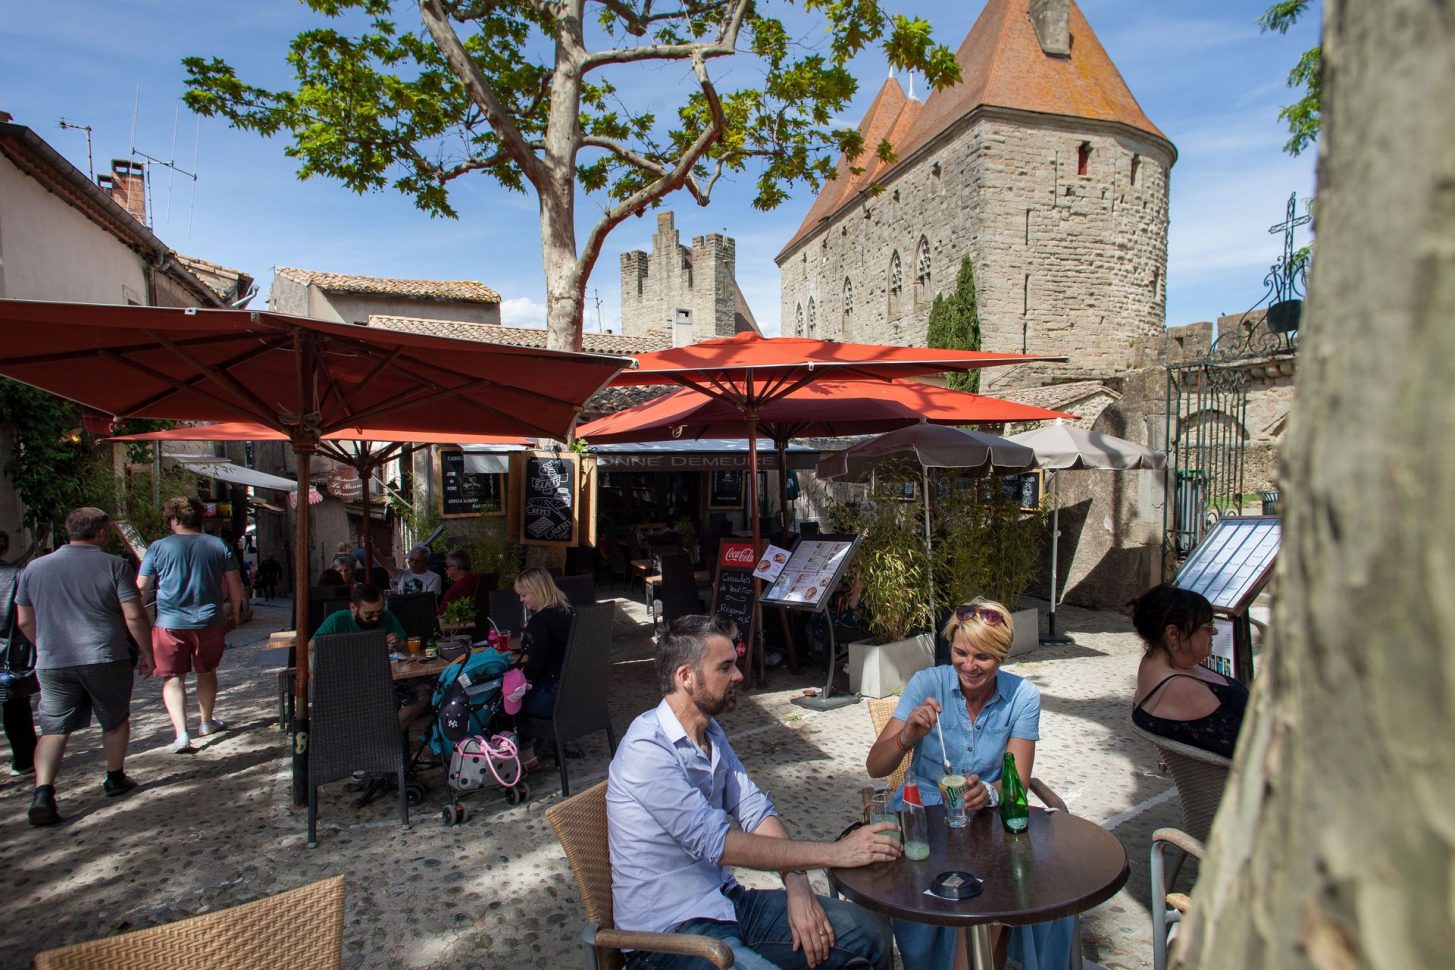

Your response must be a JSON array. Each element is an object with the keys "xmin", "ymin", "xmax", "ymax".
[{"xmin": 422, "ymin": 647, "xmax": 531, "ymax": 825}]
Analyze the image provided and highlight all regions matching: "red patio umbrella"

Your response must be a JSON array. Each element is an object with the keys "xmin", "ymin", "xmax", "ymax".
[
  {"xmin": 108, "ymin": 421, "xmax": 534, "ymax": 574},
  {"xmin": 605, "ymin": 331, "xmax": 1063, "ymax": 682},
  {"xmin": 579, "ymin": 378, "xmax": 1072, "ymax": 527},
  {"xmin": 0, "ymin": 298, "xmax": 627, "ymax": 800}
]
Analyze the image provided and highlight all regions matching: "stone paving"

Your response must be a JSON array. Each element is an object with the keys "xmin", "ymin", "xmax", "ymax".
[{"xmin": 0, "ymin": 588, "xmax": 1193, "ymax": 969}]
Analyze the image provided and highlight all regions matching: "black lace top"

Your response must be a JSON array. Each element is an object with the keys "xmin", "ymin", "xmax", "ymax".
[{"xmin": 1132, "ymin": 673, "xmax": 1248, "ymax": 759}]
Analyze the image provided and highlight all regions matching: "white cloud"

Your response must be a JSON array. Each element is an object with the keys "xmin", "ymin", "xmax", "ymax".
[{"xmin": 499, "ymin": 296, "xmax": 547, "ymax": 327}]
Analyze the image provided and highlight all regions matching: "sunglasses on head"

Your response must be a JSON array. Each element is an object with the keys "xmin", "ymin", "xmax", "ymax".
[{"xmin": 954, "ymin": 605, "xmax": 1005, "ymax": 626}]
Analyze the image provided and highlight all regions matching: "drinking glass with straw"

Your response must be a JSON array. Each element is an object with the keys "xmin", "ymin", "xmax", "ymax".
[{"xmin": 936, "ymin": 713, "xmax": 970, "ymax": 828}]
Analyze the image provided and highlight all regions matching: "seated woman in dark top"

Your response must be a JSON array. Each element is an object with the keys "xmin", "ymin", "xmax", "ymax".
[
  {"xmin": 511, "ymin": 566, "xmax": 573, "ymax": 719},
  {"xmin": 1131, "ymin": 583, "xmax": 1249, "ymax": 758},
  {"xmin": 315, "ymin": 553, "xmax": 354, "ymax": 591}
]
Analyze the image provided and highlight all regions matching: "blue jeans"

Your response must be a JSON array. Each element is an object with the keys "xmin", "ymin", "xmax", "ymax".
[
  {"xmin": 625, "ymin": 885, "xmax": 892, "ymax": 970},
  {"xmin": 520, "ymin": 682, "xmax": 556, "ymax": 719}
]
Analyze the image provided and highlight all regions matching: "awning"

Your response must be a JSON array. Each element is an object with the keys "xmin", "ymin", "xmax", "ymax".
[
  {"xmin": 460, "ymin": 443, "xmax": 531, "ymax": 475},
  {"xmin": 587, "ymin": 438, "xmax": 821, "ymax": 471},
  {"xmin": 166, "ymin": 454, "xmax": 298, "ymax": 491}
]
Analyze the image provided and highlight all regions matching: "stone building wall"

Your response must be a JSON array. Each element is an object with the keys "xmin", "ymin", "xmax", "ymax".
[
  {"xmin": 619, "ymin": 211, "xmax": 738, "ymax": 341},
  {"xmin": 778, "ymin": 113, "xmax": 1171, "ymax": 392}
]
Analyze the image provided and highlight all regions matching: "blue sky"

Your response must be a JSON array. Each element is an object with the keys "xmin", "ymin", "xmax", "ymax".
[{"xmin": 1, "ymin": 1, "xmax": 1319, "ymax": 335}]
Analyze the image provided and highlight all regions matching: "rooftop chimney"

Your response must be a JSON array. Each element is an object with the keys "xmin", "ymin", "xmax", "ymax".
[
  {"xmin": 98, "ymin": 158, "xmax": 147, "ymax": 225},
  {"xmin": 1029, "ymin": 0, "xmax": 1071, "ymax": 57}
]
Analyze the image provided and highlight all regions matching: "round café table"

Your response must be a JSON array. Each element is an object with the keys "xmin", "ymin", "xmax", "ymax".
[{"xmin": 829, "ymin": 806, "xmax": 1129, "ymax": 969}]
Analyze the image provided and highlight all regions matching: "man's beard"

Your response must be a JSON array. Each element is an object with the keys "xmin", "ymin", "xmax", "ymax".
[
  {"xmin": 356, "ymin": 614, "xmax": 380, "ymax": 629},
  {"xmin": 692, "ymin": 681, "xmax": 737, "ymax": 717}
]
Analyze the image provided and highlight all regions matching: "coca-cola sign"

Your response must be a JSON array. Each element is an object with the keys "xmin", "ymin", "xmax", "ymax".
[{"xmin": 719, "ymin": 541, "xmax": 756, "ymax": 568}]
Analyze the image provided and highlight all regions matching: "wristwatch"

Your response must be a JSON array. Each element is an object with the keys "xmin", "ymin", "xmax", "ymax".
[{"xmin": 982, "ymin": 781, "xmax": 999, "ymax": 808}]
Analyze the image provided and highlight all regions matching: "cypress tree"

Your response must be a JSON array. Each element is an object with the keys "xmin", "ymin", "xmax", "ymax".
[{"xmin": 926, "ymin": 254, "xmax": 982, "ymax": 392}]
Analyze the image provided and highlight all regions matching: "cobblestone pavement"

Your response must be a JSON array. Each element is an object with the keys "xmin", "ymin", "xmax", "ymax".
[{"xmin": 1, "ymin": 589, "xmax": 1193, "ymax": 969}]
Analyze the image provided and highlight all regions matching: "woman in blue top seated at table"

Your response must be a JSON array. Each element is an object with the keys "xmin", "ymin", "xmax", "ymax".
[{"xmin": 865, "ymin": 598, "xmax": 1073, "ymax": 970}]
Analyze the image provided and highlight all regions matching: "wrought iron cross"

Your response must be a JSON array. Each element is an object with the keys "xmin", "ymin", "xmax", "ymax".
[{"xmin": 1268, "ymin": 192, "xmax": 1311, "ymax": 302}]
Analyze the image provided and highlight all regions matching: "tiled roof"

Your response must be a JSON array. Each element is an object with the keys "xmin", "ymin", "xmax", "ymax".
[
  {"xmin": 779, "ymin": 0, "xmax": 1172, "ymax": 260},
  {"xmin": 995, "ymin": 380, "xmax": 1117, "ymax": 412},
  {"xmin": 275, "ymin": 267, "xmax": 500, "ymax": 303},
  {"xmin": 733, "ymin": 283, "xmax": 761, "ymax": 334},
  {"xmin": 368, "ymin": 315, "xmax": 669, "ymax": 355},
  {"xmin": 581, "ymin": 384, "xmax": 675, "ymax": 420}
]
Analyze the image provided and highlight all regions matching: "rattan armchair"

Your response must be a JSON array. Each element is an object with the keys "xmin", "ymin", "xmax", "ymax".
[
  {"xmin": 1130, "ymin": 724, "xmax": 1232, "ymax": 843},
  {"xmin": 1150, "ymin": 827, "xmax": 1205, "ymax": 970},
  {"xmin": 33, "ymin": 876, "xmax": 346, "ymax": 970},
  {"xmin": 546, "ymin": 781, "xmax": 732, "ymax": 969}
]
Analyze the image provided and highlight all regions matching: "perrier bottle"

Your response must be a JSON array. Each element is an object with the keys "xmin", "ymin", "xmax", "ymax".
[{"xmin": 1000, "ymin": 752, "xmax": 1029, "ymax": 833}]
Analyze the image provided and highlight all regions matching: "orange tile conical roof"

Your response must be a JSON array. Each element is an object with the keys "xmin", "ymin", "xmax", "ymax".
[{"xmin": 777, "ymin": 0, "xmax": 1173, "ymax": 261}]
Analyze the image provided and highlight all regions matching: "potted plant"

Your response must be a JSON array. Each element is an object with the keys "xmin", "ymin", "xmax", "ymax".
[{"xmin": 440, "ymin": 596, "xmax": 476, "ymax": 636}]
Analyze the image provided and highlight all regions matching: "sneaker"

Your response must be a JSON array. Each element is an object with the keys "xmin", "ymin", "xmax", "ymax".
[
  {"xmin": 7, "ymin": 765, "xmax": 35, "ymax": 777},
  {"xmin": 103, "ymin": 773, "xmax": 138, "ymax": 797},
  {"xmin": 28, "ymin": 787, "xmax": 61, "ymax": 827},
  {"xmin": 170, "ymin": 733, "xmax": 194, "ymax": 754},
  {"xmin": 197, "ymin": 719, "xmax": 227, "ymax": 737}
]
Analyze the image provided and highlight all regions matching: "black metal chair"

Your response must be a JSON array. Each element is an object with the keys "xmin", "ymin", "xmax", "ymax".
[
  {"xmin": 488, "ymin": 588, "xmax": 524, "ymax": 633},
  {"xmin": 307, "ymin": 631, "xmax": 410, "ymax": 846},
  {"xmin": 556, "ymin": 572, "xmax": 596, "ymax": 607},
  {"xmin": 468, "ymin": 572, "xmax": 500, "ymax": 635},
  {"xmin": 516, "ymin": 603, "xmax": 617, "ymax": 797},
  {"xmin": 384, "ymin": 591, "xmax": 438, "ymax": 641},
  {"xmin": 608, "ymin": 539, "xmax": 633, "ymax": 592},
  {"xmin": 657, "ymin": 552, "xmax": 704, "ymax": 625}
]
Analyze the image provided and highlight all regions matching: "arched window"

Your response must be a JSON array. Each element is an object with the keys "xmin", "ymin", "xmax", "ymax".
[
  {"xmin": 888, "ymin": 251, "xmax": 903, "ymax": 319},
  {"xmin": 842, "ymin": 277, "xmax": 854, "ymax": 334},
  {"xmin": 794, "ymin": 303, "xmax": 804, "ymax": 336},
  {"xmin": 914, "ymin": 237, "xmax": 931, "ymax": 308},
  {"xmin": 807, "ymin": 298, "xmax": 817, "ymax": 338}
]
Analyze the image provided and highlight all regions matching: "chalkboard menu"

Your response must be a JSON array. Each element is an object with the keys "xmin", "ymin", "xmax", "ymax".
[
  {"xmin": 710, "ymin": 469, "xmax": 744, "ymax": 508},
  {"xmin": 710, "ymin": 540, "xmax": 758, "ymax": 661},
  {"xmin": 518, "ymin": 452, "xmax": 578, "ymax": 545},
  {"xmin": 439, "ymin": 449, "xmax": 503, "ymax": 517},
  {"xmin": 760, "ymin": 535, "xmax": 861, "ymax": 612}
]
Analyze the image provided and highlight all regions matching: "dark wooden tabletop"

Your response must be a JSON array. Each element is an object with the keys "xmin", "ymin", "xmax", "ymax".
[{"xmin": 829, "ymin": 806, "xmax": 1129, "ymax": 927}]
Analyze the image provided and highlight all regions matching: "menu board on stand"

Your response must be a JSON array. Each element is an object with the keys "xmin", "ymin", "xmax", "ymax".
[
  {"xmin": 709, "ymin": 540, "xmax": 758, "ymax": 670},
  {"xmin": 509, "ymin": 451, "xmax": 579, "ymax": 546},
  {"xmin": 439, "ymin": 448, "xmax": 504, "ymax": 517},
  {"xmin": 761, "ymin": 535, "xmax": 862, "ymax": 712}
]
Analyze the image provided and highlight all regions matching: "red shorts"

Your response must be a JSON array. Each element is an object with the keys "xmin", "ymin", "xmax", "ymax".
[{"xmin": 152, "ymin": 626, "xmax": 227, "ymax": 677}]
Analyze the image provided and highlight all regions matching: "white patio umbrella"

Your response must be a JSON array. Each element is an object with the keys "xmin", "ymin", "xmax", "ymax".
[{"xmin": 1008, "ymin": 419, "xmax": 1167, "ymax": 643}]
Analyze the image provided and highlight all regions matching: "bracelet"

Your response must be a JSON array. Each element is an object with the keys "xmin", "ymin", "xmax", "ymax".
[
  {"xmin": 982, "ymin": 781, "xmax": 999, "ymax": 808},
  {"xmin": 894, "ymin": 731, "xmax": 914, "ymax": 753}
]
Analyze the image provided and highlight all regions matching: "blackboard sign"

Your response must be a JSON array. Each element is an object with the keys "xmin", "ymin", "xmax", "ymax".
[
  {"xmin": 520, "ymin": 452, "xmax": 578, "ymax": 545},
  {"xmin": 439, "ymin": 449, "xmax": 503, "ymax": 517},
  {"xmin": 710, "ymin": 540, "xmax": 758, "ymax": 661},
  {"xmin": 710, "ymin": 469, "xmax": 744, "ymax": 508}
]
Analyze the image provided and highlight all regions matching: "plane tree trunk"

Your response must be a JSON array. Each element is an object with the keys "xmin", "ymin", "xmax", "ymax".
[{"xmin": 1179, "ymin": 1, "xmax": 1455, "ymax": 966}]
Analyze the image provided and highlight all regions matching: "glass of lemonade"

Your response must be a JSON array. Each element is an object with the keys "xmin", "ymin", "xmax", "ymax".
[
  {"xmin": 940, "ymin": 773, "xmax": 969, "ymax": 828},
  {"xmin": 868, "ymin": 792, "xmax": 901, "ymax": 843}
]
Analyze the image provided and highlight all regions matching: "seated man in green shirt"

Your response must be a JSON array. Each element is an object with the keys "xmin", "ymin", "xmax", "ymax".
[{"xmin": 311, "ymin": 584, "xmax": 429, "ymax": 730}]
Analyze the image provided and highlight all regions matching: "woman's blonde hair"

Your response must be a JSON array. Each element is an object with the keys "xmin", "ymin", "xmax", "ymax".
[
  {"xmin": 513, "ymin": 565, "xmax": 570, "ymax": 612},
  {"xmin": 941, "ymin": 597, "xmax": 1014, "ymax": 662}
]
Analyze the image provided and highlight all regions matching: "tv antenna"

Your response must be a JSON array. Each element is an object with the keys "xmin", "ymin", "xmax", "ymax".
[
  {"xmin": 593, "ymin": 289, "xmax": 604, "ymax": 333},
  {"xmin": 129, "ymin": 86, "xmax": 201, "ymax": 238},
  {"xmin": 58, "ymin": 119, "xmax": 94, "ymax": 181}
]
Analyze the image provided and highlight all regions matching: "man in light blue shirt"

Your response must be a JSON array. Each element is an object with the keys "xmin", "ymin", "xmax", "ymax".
[{"xmin": 607, "ymin": 614, "xmax": 898, "ymax": 970}]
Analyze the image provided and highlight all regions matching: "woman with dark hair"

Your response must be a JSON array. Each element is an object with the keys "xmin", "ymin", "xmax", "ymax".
[{"xmin": 1130, "ymin": 583, "xmax": 1249, "ymax": 758}]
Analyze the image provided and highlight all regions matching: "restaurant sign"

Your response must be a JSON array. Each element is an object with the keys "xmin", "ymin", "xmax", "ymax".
[{"xmin": 592, "ymin": 452, "xmax": 791, "ymax": 471}]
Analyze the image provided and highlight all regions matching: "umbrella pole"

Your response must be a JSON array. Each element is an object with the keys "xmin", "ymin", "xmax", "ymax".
[
  {"xmin": 1041, "ymin": 470, "xmax": 1073, "ymax": 645},
  {"xmin": 747, "ymin": 409, "xmax": 765, "ymax": 687},
  {"xmin": 359, "ymin": 455, "xmax": 374, "ymax": 584},
  {"xmin": 923, "ymin": 466, "xmax": 933, "ymax": 617},
  {"xmin": 776, "ymin": 438, "xmax": 791, "ymax": 534},
  {"xmin": 291, "ymin": 445, "xmax": 314, "ymax": 805}
]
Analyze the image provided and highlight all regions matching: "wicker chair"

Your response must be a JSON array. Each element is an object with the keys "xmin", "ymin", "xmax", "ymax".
[
  {"xmin": 1150, "ymin": 828, "xmax": 1205, "ymax": 970},
  {"xmin": 865, "ymin": 697, "xmax": 1069, "ymax": 814},
  {"xmin": 517, "ymin": 603, "xmax": 617, "ymax": 797},
  {"xmin": 657, "ymin": 552, "xmax": 704, "ymax": 626},
  {"xmin": 556, "ymin": 572, "xmax": 597, "ymax": 607},
  {"xmin": 1130, "ymin": 723, "xmax": 1232, "ymax": 843},
  {"xmin": 308, "ymin": 631, "xmax": 410, "ymax": 846},
  {"xmin": 33, "ymin": 875, "xmax": 346, "ymax": 970},
  {"xmin": 487, "ymin": 588, "xmax": 524, "ymax": 634},
  {"xmin": 385, "ymin": 590, "xmax": 439, "ymax": 641},
  {"xmin": 546, "ymin": 781, "xmax": 732, "ymax": 970}
]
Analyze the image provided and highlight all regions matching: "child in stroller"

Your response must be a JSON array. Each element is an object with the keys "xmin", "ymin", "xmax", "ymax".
[{"xmin": 421, "ymin": 643, "xmax": 531, "ymax": 825}]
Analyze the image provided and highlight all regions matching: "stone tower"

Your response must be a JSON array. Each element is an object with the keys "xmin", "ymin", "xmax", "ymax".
[
  {"xmin": 775, "ymin": 0, "xmax": 1176, "ymax": 391},
  {"xmin": 620, "ymin": 211, "xmax": 755, "ymax": 343}
]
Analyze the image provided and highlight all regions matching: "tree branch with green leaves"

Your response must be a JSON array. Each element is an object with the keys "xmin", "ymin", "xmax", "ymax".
[{"xmin": 1259, "ymin": 0, "xmax": 1321, "ymax": 156}]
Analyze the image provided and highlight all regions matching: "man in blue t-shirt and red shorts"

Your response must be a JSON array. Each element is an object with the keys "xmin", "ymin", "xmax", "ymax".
[{"xmin": 139, "ymin": 497, "xmax": 243, "ymax": 753}]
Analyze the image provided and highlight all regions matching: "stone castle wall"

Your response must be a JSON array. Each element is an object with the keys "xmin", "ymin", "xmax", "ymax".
[
  {"xmin": 620, "ymin": 212, "xmax": 738, "ymax": 340},
  {"xmin": 778, "ymin": 112, "xmax": 1172, "ymax": 392}
]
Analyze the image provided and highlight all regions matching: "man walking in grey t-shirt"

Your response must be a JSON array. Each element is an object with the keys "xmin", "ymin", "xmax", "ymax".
[{"xmin": 15, "ymin": 507, "xmax": 154, "ymax": 826}]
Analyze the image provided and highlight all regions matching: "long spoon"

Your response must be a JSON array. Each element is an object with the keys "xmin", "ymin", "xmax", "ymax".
[{"xmin": 935, "ymin": 713, "xmax": 952, "ymax": 775}]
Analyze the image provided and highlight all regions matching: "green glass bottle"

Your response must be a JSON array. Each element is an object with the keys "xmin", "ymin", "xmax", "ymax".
[{"xmin": 1000, "ymin": 752, "xmax": 1029, "ymax": 834}]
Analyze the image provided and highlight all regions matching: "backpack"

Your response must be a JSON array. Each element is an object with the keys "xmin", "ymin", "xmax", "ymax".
[{"xmin": 0, "ymin": 566, "xmax": 38, "ymax": 703}]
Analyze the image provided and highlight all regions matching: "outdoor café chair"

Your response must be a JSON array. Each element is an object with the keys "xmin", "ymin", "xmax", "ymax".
[
  {"xmin": 385, "ymin": 590, "xmax": 439, "ymax": 641},
  {"xmin": 1130, "ymin": 724, "xmax": 1232, "ymax": 844},
  {"xmin": 308, "ymin": 631, "xmax": 410, "ymax": 846},
  {"xmin": 546, "ymin": 781, "xmax": 732, "ymax": 969},
  {"xmin": 33, "ymin": 875, "xmax": 346, "ymax": 970},
  {"xmin": 656, "ymin": 552, "xmax": 704, "ymax": 626},
  {"xmin": 556, "ymin": 572, "xmax": 597, "ymax": 607},
  {"xmin": 1150, "ymin": 827, "xmax": 1205, "ymax": 970},
  {"xmin": 517, "ymin": 602, "xmax": 617, "ymax": 797},
  {"xmin": 487, "ymin": 588, "xmax": 524, "ymax": 634}
]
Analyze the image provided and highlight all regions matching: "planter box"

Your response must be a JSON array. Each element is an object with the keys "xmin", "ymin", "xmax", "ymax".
[
  {"xmin": 1007, "ymin": 607, "xmax": 1039, "ymax": 658},
  {"xmin": 848, "ymin": 633, "xmax": 934, "ymax": 698}
]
